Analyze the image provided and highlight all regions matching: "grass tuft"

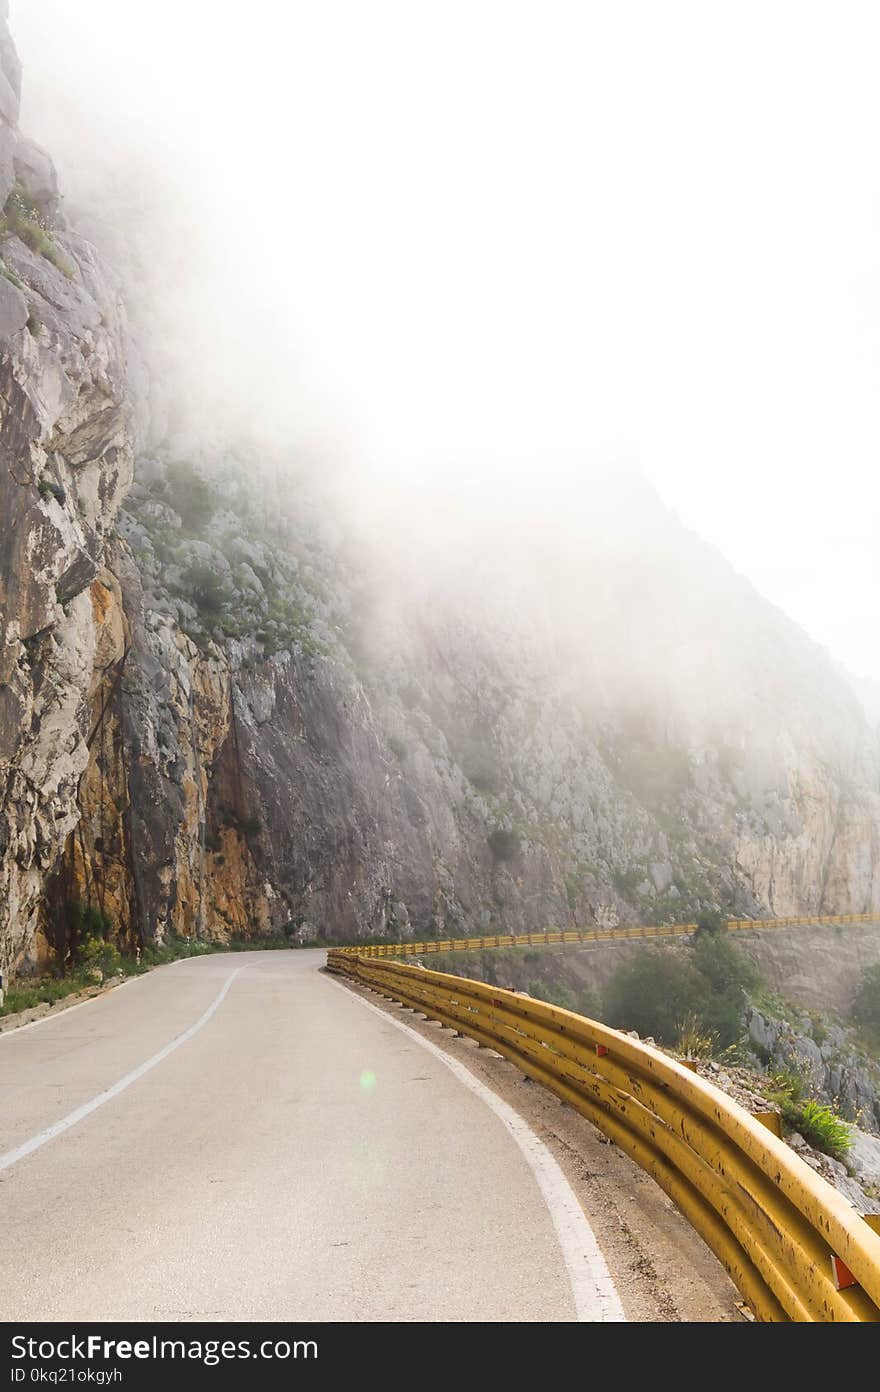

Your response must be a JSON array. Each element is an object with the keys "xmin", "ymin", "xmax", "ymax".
[
  {"xmin": 0, "ymin": 184, "xmax": 73, "ymax": 279},
  {"xmin": 765, "ymin": 1073, "xmax": 852, "ymax": 1158},
  {"xmin": 0, "ymin": 934, "xmax": 303, "ymax": 1020}
]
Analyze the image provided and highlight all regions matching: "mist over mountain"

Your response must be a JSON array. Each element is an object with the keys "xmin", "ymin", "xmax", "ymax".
[{"xmin": 0, "ymin": 6, "xmax": 878, "ymax": 979}]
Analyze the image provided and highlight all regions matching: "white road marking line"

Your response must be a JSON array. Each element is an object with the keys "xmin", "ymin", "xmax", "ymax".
[
  {"xmin": 0, "ymin": 967, "xmax": 246, "ymax": 1174},
  {"xmin": 325, "ymin": 972, "xmax": 627, "ymax": 1323},
  {"xmin": 0, "ymin": 955, "xmax": 197, "ymax": 1043}
]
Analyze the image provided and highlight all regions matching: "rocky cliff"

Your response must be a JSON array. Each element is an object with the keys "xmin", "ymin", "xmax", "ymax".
[
  {"xmin": 2, "ymin": 7, "xmax": 880, "ymax": 983},
  {"xmin": 83, "ymin": 451, "xmax": 880, "ymax": 968},
  {"xmin": 0, "ymin": 4, "xmax": 132, "ymax": 975}
]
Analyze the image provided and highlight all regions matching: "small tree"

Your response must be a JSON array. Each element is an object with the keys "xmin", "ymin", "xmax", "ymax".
[
  {"xmin": 693, "ymin": 909, "xmax": 726, "ymax": 937},
  {"xmin": 605, "ymin": 932, "xmax": 758, "ymax": 1051},
  {"xmin": 604, "ymin": 950, "xmax": 705, "ymax": 1044},
  {"xmin": 690, "ymin": 930, "xmax": 756, "ymax": 1047},
  {"xmin": 184, "ymin": 562, "xmax": 229, "ymax": 616},
  {"xmin": 692, "ymin": 930, "xmax": 756, "ymax": 994}
]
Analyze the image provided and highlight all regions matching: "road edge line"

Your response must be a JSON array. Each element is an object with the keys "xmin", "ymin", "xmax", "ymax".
[
  {"xmin": 0, "ymin": 966, "xmax": 246, "ymax": 1173},
  {"xmin": 0, "ymin": 954, "xmax": 202, "ymax": 1043},
  {"xmin": 325, "ymin": 971, "xmax": 627, "ymax": 1323}
]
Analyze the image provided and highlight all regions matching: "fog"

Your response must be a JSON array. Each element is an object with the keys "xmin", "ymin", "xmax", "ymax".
[{"xmin": 13, "ymin": 0, "xmax": 880, "ymax": 682}]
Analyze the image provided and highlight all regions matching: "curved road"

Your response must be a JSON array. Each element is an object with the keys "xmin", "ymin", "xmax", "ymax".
[{"xmin": 0, "ymin": 950, "xmax": 738, "ymax": 1322}]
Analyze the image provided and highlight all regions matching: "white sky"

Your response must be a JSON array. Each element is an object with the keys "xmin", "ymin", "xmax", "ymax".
[{"xmin": 13, "ymin": 0, "xmax": 880, "ymax": 682}]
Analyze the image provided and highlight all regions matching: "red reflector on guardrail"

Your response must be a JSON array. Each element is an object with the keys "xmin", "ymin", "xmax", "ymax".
[
  {"xmin": 832, "ymin": 1214, "xmax": 880, "ymax": 1287},
  {"xmin": 831, "ymin": 1255, "xmax": 857, "ymax": 1291}
]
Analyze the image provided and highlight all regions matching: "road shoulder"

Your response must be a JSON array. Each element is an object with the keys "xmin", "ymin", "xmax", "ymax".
[{"xmin": 328, "ymin": 972, "xmax": 746, "ymax": 1322}]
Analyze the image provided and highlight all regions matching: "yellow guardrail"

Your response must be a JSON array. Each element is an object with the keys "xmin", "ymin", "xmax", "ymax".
[
  {"xmin": 331, "ymin": 912, "xmax": 880, "ymax": 960},
  {"xmin": 326, "ymin": 950, "xmax": 880, "ymax": 1322}
]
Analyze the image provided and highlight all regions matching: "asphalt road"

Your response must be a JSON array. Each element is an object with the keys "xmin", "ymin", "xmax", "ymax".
[{"xmin": 0, "ymin": 950, "xmax": 739, "ymax": 1322}]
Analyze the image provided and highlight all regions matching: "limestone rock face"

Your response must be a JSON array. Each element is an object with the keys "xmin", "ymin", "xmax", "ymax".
[
  {"xmin": 2, "ymin": 8, "xmax": 880, "ymax": 992},
  {"xmin": 9, "ymin": 424, "xmax": 880, "ymax": 975},
  {"xmin": 0, "ymin": 12, "xmax": 132, "ymax": 974},
  {"xmin": 58, "ymin": 449, "xmax": 873, "ymax": 969},
  {"xmin": 745, "ymin": 1001, "xmax": 880, "ymax": 1133}
]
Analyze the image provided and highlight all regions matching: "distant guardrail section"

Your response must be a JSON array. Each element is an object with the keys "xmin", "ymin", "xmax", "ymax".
[
  {"xmin": 331, "ymin": 912, "xmax": 880, "ymax": 960},
  {"xmin": 326, "ymin": 949, "xmax": 880, "ymax": 1322}
]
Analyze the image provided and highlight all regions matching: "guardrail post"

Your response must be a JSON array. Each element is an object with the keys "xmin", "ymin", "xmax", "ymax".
[
  {"xmin": 752, "ymin": 1111, "xmax": 784, "ymax": 1139},
  {"xmin": 832, "ymin": 1220, "xmax": 880, "ymax": 1291}
]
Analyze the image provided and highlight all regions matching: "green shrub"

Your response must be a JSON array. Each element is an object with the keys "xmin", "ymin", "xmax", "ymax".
[
  {"xmin": 54, "ymin": 900, "xmax": 114, "ymax": 962},
  {"xmin": 183, "ymin": 562, "xmax": 229, "ymax": 616},
  {"xmin": 766, "ymin": 1068, "xmax": 809, "ymax": 1105},
  {"xmin": 0, "ymin": 933, "xmax": 303, "ymax": 1020},
  {"xmin": 611, "ymin": 866, "xmax": 643, "ymax": 896},
  {"xmin": 528, "ymin": 979, "xmax": 577, "ymax": 1012},
  {"xmin": 693, "ymin": 909, "xmax": 726, "ymax": 937},
  {"xmin": 0, "ymin": 969, "xmax": 94, "ymax": 1017},
  {"xmin": 810, "ymin": 1014, "xmax": 828, "ymax": 1047},
  {"xmin": 0, "ymin": 185, "xmax": 73, "ymax": 277},
  {"xmin": 79, "ymin": 904, "xmax": 113, "ymax": 940},
  {"xmin": 691, "ymin": 930, "xmax": 755, "ymax": 992},
  {"xmin": 689, "ymin": 928, "xmax": 756, "ymax": 1045},
  {"xmin": 605, "ymin": 950, "xmax": 706, "ymax": 1044},
  {"xmin": 690, "ymin": 929, "xmax": 757, "ymax": 1043},
  {"xmin": 487, "ymin": 828, "xmax": 521, "ymax": 862},
  {"xmin": 9, "ymin": 182, "xmax": 42, "ymax": 220},
  {"xmin": 763, "ymin": 1068, "xmax": 851, "ymax": 1157},
  {"xmin": 79, "ymin": 935, "xmax": 122, "ymax": 978},
  {"xmin": 780, "ymin": 1098, "xmax": 851, "ymax": 1159},
  {"xmin": 605, "ymin": 931, "xmax": 757, "ymax": 1050},
  {"xmin": 166, "ymin": 461, "xmax": 216, "ymax": 531},
  {"xmin": 140, "ymin": 936, "xmax": 214, "ymax": 967}
]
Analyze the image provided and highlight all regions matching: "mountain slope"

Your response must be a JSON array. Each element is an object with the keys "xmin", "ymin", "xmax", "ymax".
[
  {"xmin": 56, "ymin": 450, "xmax": 876, "ymax": 964},
  {"xmin": 0, "ymin": 9, "xmax": 878, "ymax": 976}
]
